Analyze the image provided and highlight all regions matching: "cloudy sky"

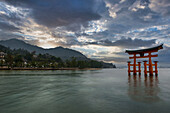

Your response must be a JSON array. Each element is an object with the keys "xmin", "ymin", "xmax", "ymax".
[{"xmin": 0, "ymin": 0, "xmax": 169, "ymax": 67}]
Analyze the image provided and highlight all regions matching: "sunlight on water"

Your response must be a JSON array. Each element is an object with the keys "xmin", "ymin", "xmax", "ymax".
[{"xmin": 0, "ymin": 69, "xmax": 170, "ymax": 113}]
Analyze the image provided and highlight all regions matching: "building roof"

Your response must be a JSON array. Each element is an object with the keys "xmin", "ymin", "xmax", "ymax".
[{"xmin": 125, "ymin": 44, "xmax": 163, "ymax": 54}]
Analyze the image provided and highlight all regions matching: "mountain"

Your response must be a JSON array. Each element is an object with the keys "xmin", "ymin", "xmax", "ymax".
[
  {"xmin": 0, "ymin": 39, "xmax": 87, "ymax": 60},
  {"xmin": 0, "ymin": 39, "xmax": 116, "ymax": 68}
]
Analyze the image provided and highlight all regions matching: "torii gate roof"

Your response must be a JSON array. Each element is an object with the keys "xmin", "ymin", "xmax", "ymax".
[{"xmin": 125, "ymin": 44, "xmax": 163, "ymax": 54}]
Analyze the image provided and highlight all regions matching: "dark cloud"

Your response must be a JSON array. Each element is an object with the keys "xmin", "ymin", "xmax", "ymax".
[
  {"xmin": 104, "ymin": 0, "xmax": 169, "ymax": 33},
  {"xmin": 0, "ymin": 12, "xmax": 21, "ymax": 23},
  {"xmin": 27, "ymin": 35, "xmax": 82, "ymax": 48},
  {"xmin": 0, "ymin": 2, "xmax": 27, "ymax": 35},
  {"xmin": 87, "ymin": 37, "xmax": 156, "ymax": 48},
  {"xmin": 0, "ymin": 1, "xmax": 28, "ymax": 24},
  {"xmin": 0, "ymin": 31, "xmax": 23, "ymax": 40},
  {"xmin": 97, "ymin": 51, "xmax": 109, "ymax": 55},
  {"xmin": 56, "ymin": 38, "xmax": 82, "ymax": 47},
  {"xmin": 127, "ymin": 26, "xmax": 170, "ymax": 40},
  {"xmin": 158, "ymin": 46, "xmax": 170, "ymax": 63},
  {"xmin": 94, "ymin": 56, "xmax": 128, "ymax": 63},
  {"xmin": 4, "ymin": 0, "xmax": 102, "ymax": 28},
  {"xmin": 0, "ymin": 21, "xmax": 19, "ymax": 31},
  {"xmin": 149, "ymin": 0, "xmax": 170, "ymax": 16}
]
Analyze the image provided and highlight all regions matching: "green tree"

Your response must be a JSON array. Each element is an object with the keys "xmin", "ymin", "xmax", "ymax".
[{"xmin": 5, "ymin": 54, "xmax": 13, "ymax": 68}]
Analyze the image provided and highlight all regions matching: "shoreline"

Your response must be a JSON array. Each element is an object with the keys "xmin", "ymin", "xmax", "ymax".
[{"xmin": 0, "ymin": 67, "xmax": 102, "ymax": 71}]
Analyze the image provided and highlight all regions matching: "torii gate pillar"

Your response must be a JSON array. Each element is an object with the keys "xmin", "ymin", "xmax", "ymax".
[{"xmin": 125, "ymin": 44, "xmax": 163, "ymax": 76}]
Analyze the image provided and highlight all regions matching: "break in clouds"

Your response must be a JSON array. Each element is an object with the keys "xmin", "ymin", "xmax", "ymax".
[{"xmin": 0, "ymin": 0, "xmax": 169, "ymax": 66}]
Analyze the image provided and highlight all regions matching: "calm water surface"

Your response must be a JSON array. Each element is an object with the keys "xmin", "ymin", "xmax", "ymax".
[{"xmin": 0, "ymin": 69, "xmax": 170, "ymax": 113}]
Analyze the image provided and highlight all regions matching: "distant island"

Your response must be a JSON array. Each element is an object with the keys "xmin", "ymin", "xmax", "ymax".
[{"xmin": 0, "ymin": 39, "xmax": 116, "ymax": 70}]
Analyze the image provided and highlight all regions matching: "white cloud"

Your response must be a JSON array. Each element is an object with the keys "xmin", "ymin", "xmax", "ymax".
[
  {"xmin": 105, "ymin": 1, "xmax": 121, "ymax": 18},
  {"xmin": 149, "ymin": 0, "xmax": 170, "ymax": 15},
  {"xmin": 119, "ymin": 0, "xmax": 126, "ymax": 4},
  {"xmin": 129, "ymin": 0, "xmax": 147, "ymax": 12},
  {"xmin": 84, "ymin": 19, "xmax": 108, "ymax": 35}
]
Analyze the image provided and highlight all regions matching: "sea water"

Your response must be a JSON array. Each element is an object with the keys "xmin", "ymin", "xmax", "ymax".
[{"xmin": 0, "ymin": 69, "xmax": 170, "ymax": 113}]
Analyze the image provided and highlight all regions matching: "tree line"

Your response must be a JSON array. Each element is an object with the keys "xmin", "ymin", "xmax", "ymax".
[{"xmin": 0, "ymin": 45, "xmax": 110, "ymax": 69}]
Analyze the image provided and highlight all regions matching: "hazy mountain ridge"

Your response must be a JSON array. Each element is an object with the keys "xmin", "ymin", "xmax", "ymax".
[
  {"xmin": 0, "ymin": 39, "xmax": 87, "ymax": 60},
  {"xmin": 0, "ymin": 39, "xmax": 115, "ymax": 68}
]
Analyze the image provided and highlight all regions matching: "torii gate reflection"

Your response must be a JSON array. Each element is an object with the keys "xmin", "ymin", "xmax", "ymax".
[{"xmin": 128, "ymin": 75, "xmax": 161, "ymax": 103}]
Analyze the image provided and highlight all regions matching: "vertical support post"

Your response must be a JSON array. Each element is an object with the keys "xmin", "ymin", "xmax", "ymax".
[
  {"xmin": 154, "ymin": 61, "xmax": 158, "ymax": 76},
  {"xmin": 143, "ymin": 61, "xmax": 147, "ymax": 76},
  {"xmin": 127, "ymin": 61, "xmax": 131, "ymax": 76},
  {"xmin": 133, "ymin": 54, "xmax": 136, "ymax": 75},
  {"xmin": 138, "ymin": 62, "xmax": 141, "ymax": 75},
  {"xmin": 148, "ymin": 52, "xmax": 153, "ymax": 76}
]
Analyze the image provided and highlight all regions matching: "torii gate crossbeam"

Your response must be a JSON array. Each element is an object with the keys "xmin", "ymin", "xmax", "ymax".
[{"xmin": 125, "ymin": 44, "xmax": 163, "ymax": 76}]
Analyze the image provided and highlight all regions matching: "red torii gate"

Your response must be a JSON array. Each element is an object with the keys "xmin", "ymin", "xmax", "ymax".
[{"xmin": 125, "ymin": 44, "xmax": 163, "ymax": 76}]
